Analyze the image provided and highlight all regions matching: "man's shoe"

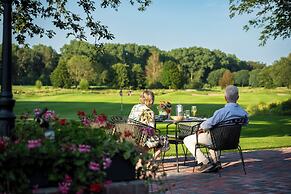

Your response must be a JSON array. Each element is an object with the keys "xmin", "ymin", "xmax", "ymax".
[
  {"xmin": 196, "ymin": 162, "xmax": 214, "ymax": 173},
  {"xmin": 205, "ymin": 164, "xmax": 219, "ymax": 173}
]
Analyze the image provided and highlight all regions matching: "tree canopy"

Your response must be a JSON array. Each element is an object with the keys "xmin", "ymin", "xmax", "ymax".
[
  {"xmin": 230, "ymin": 0, "xmax": 291, "ymax": 45},
  {"xmin": 2, "ymin": 41, "xmax": 290, "ymax": 89},
  {"xmin": 0, "ymin": 0, "xmax": 151, "ymax": 44}
]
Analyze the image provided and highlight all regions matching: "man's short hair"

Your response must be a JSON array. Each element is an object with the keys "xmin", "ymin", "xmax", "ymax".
[{"xmin": 225, "ymin": 85, "xmax": 239, "ymax": 103}]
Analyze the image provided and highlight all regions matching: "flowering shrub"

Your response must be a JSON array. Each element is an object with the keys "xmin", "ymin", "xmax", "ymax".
[
  {"xmin": 0, "ymin": 109, "xmax": 148, "ymax": 194},
  {"xmin": 77, "ymin": 109, "xmax": 111, "ymax": 129}
]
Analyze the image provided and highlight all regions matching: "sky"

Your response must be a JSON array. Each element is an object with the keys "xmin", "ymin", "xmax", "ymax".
[{"xmin": 1, "ymin": 0, "xmax": 291, "ymax": 65}]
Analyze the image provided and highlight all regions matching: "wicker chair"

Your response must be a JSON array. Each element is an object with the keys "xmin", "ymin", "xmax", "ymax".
[
  {"xmin": 194, "ymin": 118, "xmax": 247, "ymax": 175},
  {"xmin": 111, "ymin": 116, "xmax": 161, "ymax": 150},
  {"xmin": 166, "ymin": 122, "xmax": 201, "ymax": 172}
]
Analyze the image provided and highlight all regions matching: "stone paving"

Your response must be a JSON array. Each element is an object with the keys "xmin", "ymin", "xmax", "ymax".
[{"xmin": 150, "ymin": 147, "xmax": 291, "ymax": 194}]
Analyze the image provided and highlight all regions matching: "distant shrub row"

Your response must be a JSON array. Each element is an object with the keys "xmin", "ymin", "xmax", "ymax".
[{"xmin": 247, "ymin": 98, "xmax": 291, "ymax": 115}]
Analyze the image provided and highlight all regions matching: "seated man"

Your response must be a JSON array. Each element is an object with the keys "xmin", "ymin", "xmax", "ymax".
[{"xmin": 183, "ymin": 85, "xmax": 248, "ymax": 173}]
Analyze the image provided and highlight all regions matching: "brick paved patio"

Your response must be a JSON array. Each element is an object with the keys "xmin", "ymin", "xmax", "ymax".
[{"xmin": 150, "ymin": 147, "xmax": 291, "ymax": 194}]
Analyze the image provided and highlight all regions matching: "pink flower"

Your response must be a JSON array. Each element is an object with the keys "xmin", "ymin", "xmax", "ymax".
[
  {"xmin": 94, "ymin": 114, "xmax": 107, "ymax": 128},
  {"xmin": 27, "ymin": 139, "xmax": 42, "ymax": 149},
  {"xmin": 58, "ymin": 182, "xmax": 70, "ymax": 194},
  {"xmin": 58, "ymin": 175, "xmax": 72, "ymax": 194},
  {"xmin": 78, "ymin": 144, "xmax": 91, "ymax": 153},
  {"xmin": 103, "ymin": 157, "xmax": 112, "ymax": 169},
  {"xmin": 32, "ymin": 184, "xmax": 39, "ymax": 193},
  {"xmin": 0, "ymin": 137, "xmax": 9, "ymax": 152},
  {"xmin": 104, "ymin": 180, "xmax": 112, "ymax": 186},
  {"xmin": 89, "ymin": 161, "xmax": 100, "ymax": 171},
  {"xmin": 44, "ymin": 110, "xmax": 58, "ymax": 121},
  {"xmin": 64, "ymin": 175, "xmax": 72, "ymax": 184},
  {"xmin": 82, "ymin": 118, "xmax": 91, "ymax": 127},
  {"xmin": 34, "ymin": 108, "xmax": 41, "ymax": 117}
]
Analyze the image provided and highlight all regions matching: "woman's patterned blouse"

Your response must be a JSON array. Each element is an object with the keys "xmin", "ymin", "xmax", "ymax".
[{"xmin": 128, "ymin": 104, "xmax": 155, "ymax": 127}]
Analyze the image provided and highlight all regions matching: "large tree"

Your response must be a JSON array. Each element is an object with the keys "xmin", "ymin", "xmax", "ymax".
[
  {"xmin": 234, "ymin": 70, "xmax": 250, "ymax": 87},
  {"xmin": 31, "ymin": 44, "xmax": 59, "ymax": 85},
  {"xmin": 161, "ymin": 61, "xmax": 183, "ymax": 89},
  {"xmin": 0, "ymin": 0, "xmax": 151, "ymax": 44},
  {"xmin": 67, "ymin": 55, "xmax": 97, "ymax": 85},
  {"xmin": 207, "ymin": 68, "xmax": 227, "ymax": 87},
  {"xmin": 111, "ymin": 63, "xmax": 129, "ymax": 88},
  {"xmin": 145, "ymin": 49, "xmax": 163, "ymax": 87},
  {"xmin": 271, "ymin": 53, "xmax": 291, "ymax": 88},
  {"xmin": 219, "ymin": 70, "xmax": 234, "ymax": 88},
  {"xmin": 230, "ymin": 0, "xmax": 291, "ymax": 45},
  {"xmin": 131, "ymin": 63, "xmax": 145, "ymax": 89}
]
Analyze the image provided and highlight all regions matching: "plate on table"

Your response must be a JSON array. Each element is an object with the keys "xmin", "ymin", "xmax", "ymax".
[
  {"xmin": 188, "ymin": 117, "xmax": 207, "ymax": 121},
  {"xmin": 170, "ymin": 116, "xmax": 184, "ymax": 122}
]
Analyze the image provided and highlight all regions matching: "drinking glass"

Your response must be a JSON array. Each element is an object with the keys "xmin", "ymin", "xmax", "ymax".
[
  {"xmin": 184, "ymin": 110, "xmax": 190, "ymax": 118},
  {"xmin": 191, "ymin": 106, "xmax": 197, "ymax": 117}
]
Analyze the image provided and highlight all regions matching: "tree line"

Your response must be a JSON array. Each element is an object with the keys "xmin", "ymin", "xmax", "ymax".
[{"xmin": 0, "ymin": 40, "xmax": 290, "ymax": 89}]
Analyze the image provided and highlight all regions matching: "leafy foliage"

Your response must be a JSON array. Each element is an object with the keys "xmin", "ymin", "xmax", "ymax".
[
  {"xmin": 79, "ymin": 79, "xmax": 89, "ymax": 90},
  {"xmin": 111, "ymin": 63, "xmax": 129, "ymax": 88},
  {"xmin": 146, "ymin": 49, "xmax": 163, "ymax": 87},
  {"xmin": 246, "ymin": 98, "xmax": 291, "ymax": 116},
  {"xmin": 234, "ymin": 70, "xmax": 250, "ymax": 86},
  {"xmin": 0, "ymin": 109, "xmax": 149, "ymax": 193},
  {"xmin": 2, "ymin": 41, "xmax": 291, "ymax": 89},
  {"xmin": 50, "ymin": 62, "xmax": 72, "ymax": 88},
  {"xmin": 35, "ymin": 80, "xmax": 42, "ymax": 89},
  {"xmin": 219, "ymin": 70, "xmax": 234, "ymax": 88},
  {"xmin": 67, "ymin": 55, "xmax": 96, "ymax": 84},
  {"xmin": 229, "ymin": 0, "xmax": 291, "ymax": 45},
  {"xmin": 160, "ymin": 61, "xmax": 183, "ymax": 89},
  {"xmin": 207, "ymin": 68, "xmax": 226, "ymax": 87},
  {"xmin": 0, "ymin": 0, "xmax": 151, "ymax": 45},
  {"xmin": 131, "ymin": 63, "xmax": 145, "ymax": 89}
]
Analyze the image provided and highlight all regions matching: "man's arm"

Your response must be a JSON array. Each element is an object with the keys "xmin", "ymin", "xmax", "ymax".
[{"xmin": 200, "ymin": 109, "xmax": 225, "ymax": 130}]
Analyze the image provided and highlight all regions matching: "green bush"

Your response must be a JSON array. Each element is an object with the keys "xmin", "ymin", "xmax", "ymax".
[
  {"xmin": 79, "ymin": 79, "xmax": 89, "ymax": 90},
  {"xmin": 184, "ymin": 80, "xmax": 203, "ymax": 89},
  {"xmin": 281, "ymin": 98, "xmax": 291, "ymax": 115},
  {"xmin": 247, "ymin": 98, "xmax": 291, "ymax": 115},
  {"xmin": 35, "ymin": 80, "xmax": 42, "ymax": 89}
]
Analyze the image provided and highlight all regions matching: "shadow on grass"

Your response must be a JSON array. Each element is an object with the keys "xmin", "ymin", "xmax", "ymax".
[{"xmin": 15, "ymin": 101, "xmax": 291, "ymax": 137}]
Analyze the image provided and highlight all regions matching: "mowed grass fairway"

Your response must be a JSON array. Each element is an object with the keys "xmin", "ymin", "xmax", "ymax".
[{"xmin": 13, "ymin": 86, "xmax": 291, "ymax": 156}]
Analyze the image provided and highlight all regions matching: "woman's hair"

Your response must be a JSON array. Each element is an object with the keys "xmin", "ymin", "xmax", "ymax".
[{"xmin": 140, "ymin": 90, "xmax": 154, "ymax": 107}]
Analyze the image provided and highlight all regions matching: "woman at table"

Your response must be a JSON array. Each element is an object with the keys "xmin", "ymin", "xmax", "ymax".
[
  {"xmin": 128, "ymin": 90, "xmax": 169, "ymax": 158},
  {"xmin": 128, "ymin": 90, "xmax": 155, "ymax": 127}
]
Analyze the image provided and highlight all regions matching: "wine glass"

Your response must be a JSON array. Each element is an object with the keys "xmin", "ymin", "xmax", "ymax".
[{"xmin": 191, "ymin": 106, "xmax": 197, "ymax": 117}]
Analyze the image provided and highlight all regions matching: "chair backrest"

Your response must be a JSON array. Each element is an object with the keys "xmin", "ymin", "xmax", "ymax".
[
  {"xmin": 111, "ymin": 115, "xmax": 128, "ymax": 124},
  {"xmin": 177, "ymin": 123, "xmax": 200, "ymax": 139},
  {"xmin": 210, "ymin": 118, "xmax": 247, "ymax": 150},
  {"xmin": 111, "ymin": 116, "xmax": 159, "ymax": 146},
  {"xmin": 114, "ymin": 122, "xmax": 148, "ymax": 147}
]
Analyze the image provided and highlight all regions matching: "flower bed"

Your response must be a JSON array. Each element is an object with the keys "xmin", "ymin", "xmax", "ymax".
[{"xmin": 0, "ymin": 109, "xmax": 152, "ymax": 194}]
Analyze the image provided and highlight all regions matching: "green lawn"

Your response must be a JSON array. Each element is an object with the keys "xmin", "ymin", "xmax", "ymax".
[{"xmin": 13, "ymin": 86, "xmax": 291, "ymax": 155}]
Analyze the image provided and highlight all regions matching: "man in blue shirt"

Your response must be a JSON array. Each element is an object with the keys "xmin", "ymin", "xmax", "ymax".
[{"xmin": 183, "ymin": 85, "xmax": 248, "ymax": 173}]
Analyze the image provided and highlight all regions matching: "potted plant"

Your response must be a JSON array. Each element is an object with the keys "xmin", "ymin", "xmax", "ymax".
[
  {"xmin": 157, "ymin": 101, "xmax": 172, "ymax": 120},
  {"xmin": 0, "ymin": 109, "xmax": 153, "ymax": 194}
]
